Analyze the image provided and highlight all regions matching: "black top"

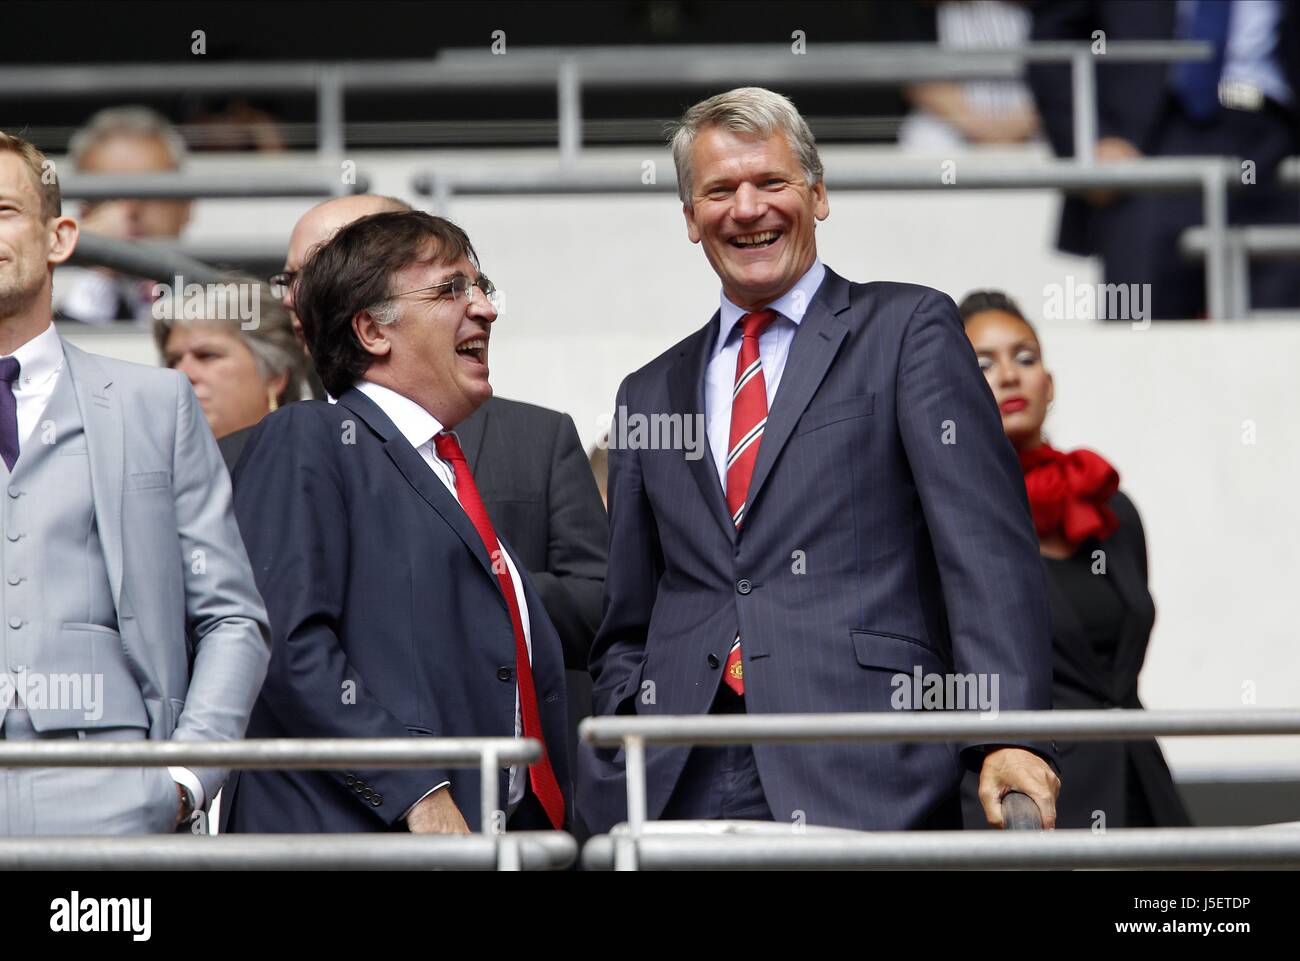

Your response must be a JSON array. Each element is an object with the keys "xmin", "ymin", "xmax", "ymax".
[{"xmin": 1044, "ymin": 546, "xmax": 1127, "ymax": 670}]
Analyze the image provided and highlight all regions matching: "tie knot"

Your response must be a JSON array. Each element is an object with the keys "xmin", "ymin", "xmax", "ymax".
[
  {"xmin": 433, "ymin": 431, "xmax": 465, "ymax": 463},
  {"xmin": 739, "ymin": 309, "xmax": 777, "ymax": 341},
  {"xmin": 0, "ymin": 357, "xmax": 20, "ymax": 387}
]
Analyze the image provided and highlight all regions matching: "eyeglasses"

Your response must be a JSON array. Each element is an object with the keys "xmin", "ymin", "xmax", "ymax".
[
  {"xmin": 268, "ymin": 271, "xmax": 297, "ymax": 300},
  {"xmin": 391, "ymin": 273, "xmax": 500, "ymax": 309}
]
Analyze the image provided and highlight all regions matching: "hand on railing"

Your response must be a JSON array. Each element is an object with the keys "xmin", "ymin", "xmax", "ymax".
[{"xmin": 1001, "ymin": 790, "xmax": 1043, "ymax": 831}]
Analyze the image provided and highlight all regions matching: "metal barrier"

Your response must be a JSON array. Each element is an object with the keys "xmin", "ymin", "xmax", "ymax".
[
  {"xmin": 412, "ymin": 155, "xmax": 1300, "ymax": 322},
  {"xmin": 0, "ymin": 738, "xmax": 576, "ymax": 871},
  {"xmin": 579, "ymin": 709, "xmax": 1300, "ymax": 870},
  {"xmin": 1181, "ymin": 225, "xmax": 1300, "ymax": 318},
  {"xmin": 57, "ymin": 170, "xmax": 366, "ymax": 200},
  {"xmin": 0, "ymin": 42, "xmax": 1208, "ymax": 163}
]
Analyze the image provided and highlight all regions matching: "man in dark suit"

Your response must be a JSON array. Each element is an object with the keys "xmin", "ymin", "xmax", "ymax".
[
  {"xmin": 580, "ymin": 87, "xmax": 1059, "ymax": 834},
  {"xmin": 1029, "ymin": 0, "xmax": 1300, "ymax": 318},
  {"xmin": 222, "ymin": 210, "xmax": 571, "ymax": 833},
  {"xmin": 218, "ymin": 196, "xmax": 606, "ymax": 818}
]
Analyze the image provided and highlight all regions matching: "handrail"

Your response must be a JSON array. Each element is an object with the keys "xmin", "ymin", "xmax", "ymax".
[
  {"xmin": 0, "ymin": 737, "xmax": 541, "ymax": 851},
  {"xmin": 0, "ymin": 833, "xmax": 576, "ymax": 871},
  {"xmin": 582, "ymin": 826, "xmax": 1300, "ymax": 870},
  {"xmin": 0, "ymin": 41, "xmax": 1210, "ymax": 163},
  {"xmin": 579, "ymin": 709, "xmax": 1300, "ymax": 870}
]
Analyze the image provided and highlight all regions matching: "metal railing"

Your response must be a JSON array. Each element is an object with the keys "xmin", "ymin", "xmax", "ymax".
[
  {"xmin": 579, "ymin": 708, "xmax": 1300, "ymax": 870},
  {"xmin": 412, "ymin": 155, "xmax": 1300, "ymax": 322},
  {"xmin": 0, "ymin": 42, "xmax": 1208, "ymax": 164},
  {"xmin": 1181, "ymin": 225, "xmax": 1300, "ymax": 317},
  {"xmin": 0, "ymin": 738, "xmax": 576, "ymax": 871},
  {"xmin": 57, "ymin": 169, "xmax": 366, "ymax": 200}
]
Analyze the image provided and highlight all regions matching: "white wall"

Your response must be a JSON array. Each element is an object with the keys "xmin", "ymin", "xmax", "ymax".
[{"xmin": 62, "ymin": 145, "xmax": 1300, "ymax": 778}]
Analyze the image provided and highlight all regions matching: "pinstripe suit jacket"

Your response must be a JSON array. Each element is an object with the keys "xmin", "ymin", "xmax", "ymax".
[{"xmin": 580, "ymin": 268, "xmax": 1054, "ymax": 832}]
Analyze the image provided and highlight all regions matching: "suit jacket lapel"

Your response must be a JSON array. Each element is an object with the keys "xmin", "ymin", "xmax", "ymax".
[
  {"xmin": 337, "ymin": 389, "xmax": 504, "ymax": 605},
  {"xmin": 63, "ymin": 342, "xmax": 126, "ymax": 611},
  {"xmin": 455, "ymin": 400, "xmax": 488, "ymax": 474},
  {"xmin": 743, "ymin": 268, "xmax": 851, "ymax": 517},
  {"xmin": 667, "ymin": 313, "xmax": 735, "ymax": 544}
]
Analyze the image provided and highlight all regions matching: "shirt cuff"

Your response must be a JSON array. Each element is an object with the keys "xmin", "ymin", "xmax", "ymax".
[
  {"xmin": 168, "ymin": 766, "xmax": 206, "ymax": 810},
  {"xmin": 401, "ymin": 781, "xmax": 451, "ymax": 821}
]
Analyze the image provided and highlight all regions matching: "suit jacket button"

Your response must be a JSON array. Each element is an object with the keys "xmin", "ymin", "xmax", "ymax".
[
  {"xmin": 371, "ymin": 795, "xmax": 383, "ymax": 806},
  {"xmin": 707, "ymin": 653, "xmax": 720, "ymax": 669},
  {"xmin": 344, "ymin": 775, "xmax": 356, "ymax": 786},
  {"xmin": 736, "ymin": 579, "xmax": 752, "ymax": 595},
  {"xmin": 361, "ymin": 788, "xmax": 373, "ymax": 798},
  {"xmin": 497, "ymin": 667, "xmax": 513, "ymax": 682}
]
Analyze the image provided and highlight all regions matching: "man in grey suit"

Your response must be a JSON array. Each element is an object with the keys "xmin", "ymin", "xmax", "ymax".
[{"xmin": 0, "ymin": 131, "xmax": 270, "ymax": 834}]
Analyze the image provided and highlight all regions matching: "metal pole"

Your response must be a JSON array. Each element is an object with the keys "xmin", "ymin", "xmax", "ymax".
[
  {"xmin": 1228, "ymin": 231, "xmax": 1252, "ymax": 318},
  {"xmin": 1203, "ymin": 160, "xmax": 1231, "ymax": 320},
  {"xmin": 615, "ymin": 735, "xmax": 646, "ymax": 871},
  {"xmin": 1071, "ymin": 48, "xmax": 1097, "ymax": 163},
  {"xmin": 481, "ymin": 748, "xmax": 500, "ymax": 835},
  {"xmin": 558, "ymin": 57, "xmax": 582, "ymax": 167},
  {"xmin": 317, "ymin": 65, "xmax": 345, "ymax": 161}
]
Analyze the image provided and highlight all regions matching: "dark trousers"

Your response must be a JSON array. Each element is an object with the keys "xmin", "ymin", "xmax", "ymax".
[
  {"xmin": 1092, "ymin": 96, "xmax": 1300, "ymax": 319},
  {"xmin": 660, "ymin": 685, "xmax": 773, "ymax": 821}
]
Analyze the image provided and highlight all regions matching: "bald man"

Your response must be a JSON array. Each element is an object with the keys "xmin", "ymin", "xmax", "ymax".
[{"xmin": 219, "ymin": 196, "xmax": 607, "ymax": 830}]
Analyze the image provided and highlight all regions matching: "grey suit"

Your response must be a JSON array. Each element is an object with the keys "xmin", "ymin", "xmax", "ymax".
[{"xmin": 0, "ymin": 337, "xmax": 270, "ymax": 834}]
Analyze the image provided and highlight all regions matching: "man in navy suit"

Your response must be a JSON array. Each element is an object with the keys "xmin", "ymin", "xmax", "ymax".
[
  {"xmin": 581, "ymin": 87, "xmax": 1060, "ymax": 833},
  {"xmin": 223, "ymin": 210, "xmax": 569, "ymax": 833}
]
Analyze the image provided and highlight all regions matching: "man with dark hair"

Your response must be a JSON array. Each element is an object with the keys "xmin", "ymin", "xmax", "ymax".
[
  {"xmin": 223, "ymin": 210, "xmax": 571, "ymax": 833},
  {"xmin": 223, "ymin": 193, "xmax": 606, "ymax": 830}
]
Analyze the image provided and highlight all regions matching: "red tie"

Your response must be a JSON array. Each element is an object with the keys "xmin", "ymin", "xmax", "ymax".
[
  {"xmin": 723, "ymin": 309, "xmax": 777, "ymax": 695},
  {"xmin": 433, "ymin": 431, "xmax": 565, "ymax": 830}
]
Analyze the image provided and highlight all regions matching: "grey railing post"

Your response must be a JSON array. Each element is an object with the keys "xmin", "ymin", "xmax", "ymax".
[
  {"xmin": 558, "ymin": 57, "xmax": 582, "ymax": 167},
  {"xmin": 615, "ymin": 734, "xmax": 647, "ymax": 871},
  {"xmin": 1071, "ymin": 48, "xmax": 1097, "ymax": 163},
  {"xmin": 317, "ymin": 64, "xmax": 346, "ymax": 169},
  {"xmin": 480, "ymin": 747, "xmax": 500, "ymax": 835},
  {"xmin": 1203, "ymin": 159, "xmax": 1232, "ymax": 320}
]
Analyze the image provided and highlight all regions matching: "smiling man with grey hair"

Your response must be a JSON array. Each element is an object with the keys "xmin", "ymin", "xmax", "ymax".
[{"xmin": 582, "ymin": 86, "xmax": 1061, "ymax": 834}]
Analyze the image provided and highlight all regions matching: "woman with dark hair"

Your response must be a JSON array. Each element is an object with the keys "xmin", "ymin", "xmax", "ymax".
[{"xmin": 959, "ymin": 289, "xmax": 1191, "ymax": 830}]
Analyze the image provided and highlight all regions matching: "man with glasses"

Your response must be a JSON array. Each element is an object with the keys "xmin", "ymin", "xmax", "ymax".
[
  {"xmin": 222, "ymin": 194, "xmax": 606, "ymax": 833},
  {"xmin": 222, "ymin": 210, "xmax": 571, "ymax": 833}
]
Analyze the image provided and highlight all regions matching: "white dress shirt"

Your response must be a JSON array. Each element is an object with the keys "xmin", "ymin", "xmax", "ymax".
[
  {"xmin": 704, "ymin": 259, "xmax": 827, "ymax": 490},
  {"xmin": 1, "ymin": 323, "xmax": 204, "ymax": 811},
  {"xmin": 354, "ymin": 380, "xmax": 533, "ymax": 818}
]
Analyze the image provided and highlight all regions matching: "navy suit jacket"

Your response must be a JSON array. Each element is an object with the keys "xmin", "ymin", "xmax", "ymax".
[
  {"xmin": 580, "ymin": 269, "xmax": 1053, "ymax": 833},
  {"xmin": 221, "ymin": 388, "xmax": 571, "ymax": 832}
]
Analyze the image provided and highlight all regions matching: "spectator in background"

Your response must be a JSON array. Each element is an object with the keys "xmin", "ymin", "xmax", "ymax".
[
  {"xmin": 55, "ymin": 106, "xmax": 192, "ymax": 325},
  {"xmin": 154, "ymin": 276, "xmax": 306, "ymax": 441},
  {"xmin": 1028, "ymin": 0, "xmax": 1300, "ymax": 319},
  {"xmin": 960, "ymin": 290, "xmax": 1192, "ymax": 829},
  {"xmin": 896, "ymin": 0, "xmax": 1042, "ymax": 151}
]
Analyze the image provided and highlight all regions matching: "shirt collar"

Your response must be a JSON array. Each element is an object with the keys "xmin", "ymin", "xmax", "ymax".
[
  {"xmin": 715, "ymin": 258, "xmax": 826, "ymax": 355},
  {"xmin": 4, "ymin": 323, "xmax": 64, "ymax": 394},
  {"xmin": 355, "ymin": 380, "xmax": 445, "ymax": 450}
]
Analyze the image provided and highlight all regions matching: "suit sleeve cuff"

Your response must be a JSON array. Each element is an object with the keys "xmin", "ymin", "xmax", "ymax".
[
  {"xmin": 401, "ymin": 781, "xmax": 451, "ymax": 821},
  {"xmin": 168, "ymin": 766, "xmax": 206, "ymax": 810}
]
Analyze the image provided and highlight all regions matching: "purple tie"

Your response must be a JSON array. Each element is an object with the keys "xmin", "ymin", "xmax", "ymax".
[{"xmin": 0, "ymin": 357, "xmax": 21, "ymax": 471}]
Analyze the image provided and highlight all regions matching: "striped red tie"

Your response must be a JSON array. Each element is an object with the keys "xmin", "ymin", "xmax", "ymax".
[
  {"xmin": 433, "ymin": 431, "xmax": 565, "ymax": 830},
  {"xmin": 723, "ymin": 309, "xmax": 777, "ymax": 695}
]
